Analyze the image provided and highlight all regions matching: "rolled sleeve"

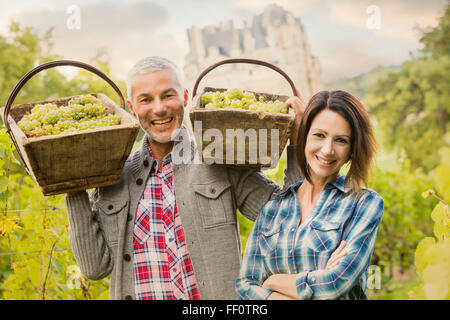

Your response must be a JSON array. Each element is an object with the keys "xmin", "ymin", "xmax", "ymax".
[{"xmin": 296, "ymin": 271, "xmax": 314, "ymax": 299}]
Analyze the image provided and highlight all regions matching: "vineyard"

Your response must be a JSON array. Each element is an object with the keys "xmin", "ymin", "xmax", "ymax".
[{"xmin": 1, "ymin": 5, "xmax": 449, "ymax": 300}]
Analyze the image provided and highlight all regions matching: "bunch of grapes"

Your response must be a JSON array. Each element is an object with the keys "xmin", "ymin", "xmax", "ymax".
[
  {"xmin": 201, "ymin": 88, "xmax": 288, "ymax": 114},
  {"xmin": 17, "ymin": 95, "xmax": 121, "ymax": 138}
]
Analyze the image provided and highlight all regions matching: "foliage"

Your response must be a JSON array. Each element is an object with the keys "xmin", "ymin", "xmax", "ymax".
[
  {"xmin": 419, "ymin": 4, "xmax": 450, "ymax": 58},
  {"xmin": 0, "ymin": 22, "xmax": 126, "ymax": 120},
  {"xmin": 365, "ymin": 6, "xmax": 450, "ymax": 172},
  {"xmin": 0, "ymin": 22, "xmax": 124, "ymax": 300},
  {"xmin": 0, "ymin": 129, "xmax": 110, "ymax": 299},
  {"xmin": 409, "ymin": 134, "xmax": 450, "ymax": 300},
  {"xmin": 368, "ymin": 159, "xmax": 436, "ymax": 277},
  {"xmin": 326, "ymin": 65, "xmax": 400, "ymax": 101}
]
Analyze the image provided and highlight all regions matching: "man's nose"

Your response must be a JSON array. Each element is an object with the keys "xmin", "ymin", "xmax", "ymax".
[{"xmin": 152, "ymin": 97, "xmax": 167, "ymax": 115}]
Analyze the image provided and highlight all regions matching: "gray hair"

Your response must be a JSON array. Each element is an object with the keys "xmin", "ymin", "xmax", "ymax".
[{"xmin": 126, "ymin": 56, "xmax": 184, "ymax": 101}]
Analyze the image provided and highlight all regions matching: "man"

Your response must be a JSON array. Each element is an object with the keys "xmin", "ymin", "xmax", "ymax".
[{"xmin": 65, "ymin": 56, "xmax": 304, "ymax": 300}]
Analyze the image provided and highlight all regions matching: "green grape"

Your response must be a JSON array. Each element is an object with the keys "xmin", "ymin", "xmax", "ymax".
[
  {"xmin": 68, "ymin": 94, "xmax": 101, "ymax": 106},
  {"xmin": 201, "ymin": 92, "xmax": 214, "ymax": 104},
  {"xmin": 18, "ymin": 96, "xmax": 121, "ymax": 137},
  {"xmin": 42, "ymin": 109, "xmax": 61, "ymax": 125},
  {"xmin": 201, "ymin": 88, "xmax": 288, "ymax": 114}
]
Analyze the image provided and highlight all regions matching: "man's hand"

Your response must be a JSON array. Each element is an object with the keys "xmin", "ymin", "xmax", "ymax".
[{"xmin": 285, "ymin": 89, "xmax": 306, "ymax": 145}]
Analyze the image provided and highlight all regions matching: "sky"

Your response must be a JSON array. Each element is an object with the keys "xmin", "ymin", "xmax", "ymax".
[{"xmin": 0, "ymin": 0, "xmax": 447, "ymax": 84}]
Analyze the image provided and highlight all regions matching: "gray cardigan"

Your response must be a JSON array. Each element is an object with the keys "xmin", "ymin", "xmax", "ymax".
[{"xmin": 65, "ymin": 127, "xmax": 301, "ymax": 300}]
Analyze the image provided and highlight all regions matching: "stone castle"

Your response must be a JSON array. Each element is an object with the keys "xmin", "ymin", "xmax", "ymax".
[{"xmin": 183, "ymin": 4, "xmax": 322, "ymax": 100}]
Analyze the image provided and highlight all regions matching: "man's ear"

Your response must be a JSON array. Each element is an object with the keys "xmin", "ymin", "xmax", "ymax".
[
  {"xmin": 183, "ymin": 89, "xmax": 189, "ymax": 107},
  {"xmin": 127, "ymin": 100, "xmax": 136, "ymax": 116}
]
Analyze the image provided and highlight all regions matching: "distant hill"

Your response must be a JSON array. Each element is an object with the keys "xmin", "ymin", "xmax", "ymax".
[{"xmin": 325, "ymin": 65, "xmax": 401, "ymax": 101}]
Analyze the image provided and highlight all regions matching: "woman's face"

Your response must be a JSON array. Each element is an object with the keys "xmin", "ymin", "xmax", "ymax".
[{"xmin": 305, "ymin": 109, "xmax": 352, "ymax": 183}]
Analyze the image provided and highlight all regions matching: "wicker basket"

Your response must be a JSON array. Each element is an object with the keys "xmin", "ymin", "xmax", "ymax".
[
  {"xmin": 189, "ymin": 59, "xmax": 296, "ymax": 168},
  {"xmin": 1, "ymin": 60, "xmax": 140, "ymax": 196}
]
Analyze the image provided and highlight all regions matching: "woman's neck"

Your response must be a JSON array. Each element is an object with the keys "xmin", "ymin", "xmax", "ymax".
[{"xmin": 300, "ymin": 173, "xmax": 338, "ymax": 204}]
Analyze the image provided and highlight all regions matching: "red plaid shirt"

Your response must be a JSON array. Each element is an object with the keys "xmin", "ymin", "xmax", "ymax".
[{"xmin": 133, "ymin": 147, "xmax": 200, "ymax": 300}]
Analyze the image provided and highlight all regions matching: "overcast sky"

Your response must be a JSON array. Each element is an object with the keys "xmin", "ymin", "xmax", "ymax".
[{"xmin": 0, "ymin": 0, "xmax": 447, "ymax": 84}]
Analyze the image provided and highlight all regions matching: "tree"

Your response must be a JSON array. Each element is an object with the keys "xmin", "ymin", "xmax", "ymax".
[
  {"xmin": 365, "ymin": 5, "xmax": 450, "ymax": 172},
  {"xmin": 0, "ymin": 22, "xmax": 125, "ymax": 299}
]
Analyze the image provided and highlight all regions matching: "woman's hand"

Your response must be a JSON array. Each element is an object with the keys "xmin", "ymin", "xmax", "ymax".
[
  {"xmin": 285, "ymin": 89, "xmax": 306, "ymax": 145},
  {"xmin": 326, "ymin": 240, "xmax": 348, "ymax": 269},
  {"xmin": 266, "ymin": 292, "xmax": 297, "ymax": 300}
]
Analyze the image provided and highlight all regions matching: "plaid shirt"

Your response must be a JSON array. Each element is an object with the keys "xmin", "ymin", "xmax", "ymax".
[
  {"xmin": 236, "ymin": 175, "xmax": 384, "ymax": 300},
  {"xmin": 133, "ymin": 148, "xmax": 200, "ymax": 300}
]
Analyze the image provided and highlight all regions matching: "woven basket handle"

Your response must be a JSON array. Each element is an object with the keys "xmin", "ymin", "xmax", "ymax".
[
  {"xmin": 2, "ymin": 59, "xmax": 126, "ymax": 174},
  {"xmin": 192, "ymin": 58, "xmax": 298, "ymax": 98}
]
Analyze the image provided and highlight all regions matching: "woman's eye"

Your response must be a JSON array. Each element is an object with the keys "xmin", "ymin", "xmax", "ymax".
[
  {"xmin": 313, "ymin": 133, "xmax": 325, "ymax": 138},
  {"xmin": 337, "ymin": 138, "xmax": 349, "ymax": 143}
]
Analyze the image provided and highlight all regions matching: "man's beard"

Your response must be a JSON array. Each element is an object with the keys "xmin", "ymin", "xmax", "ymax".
[{"xmin": 137, "ymin": 114, "xmax": 183, "ymax": 144}]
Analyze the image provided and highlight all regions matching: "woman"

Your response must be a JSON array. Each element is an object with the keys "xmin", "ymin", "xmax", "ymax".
[{"xmin": 236, "ymin": 90, "xmax": 384, "ymax": 300}]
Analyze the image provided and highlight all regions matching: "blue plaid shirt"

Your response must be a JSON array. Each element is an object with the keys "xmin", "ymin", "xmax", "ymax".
[{"xmin": 236, "ymin": 175, "xmax": 384, "ymax": 300}]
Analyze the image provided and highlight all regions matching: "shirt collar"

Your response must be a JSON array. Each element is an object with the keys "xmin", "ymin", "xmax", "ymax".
[{"xmin": 280, "ymin": 175, "xmax": 348, "ymax": 198}]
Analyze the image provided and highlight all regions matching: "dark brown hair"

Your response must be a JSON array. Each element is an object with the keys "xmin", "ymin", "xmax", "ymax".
[{"xmin": 296, "ymin": 90, "xmax": 377, "ymax": 193}]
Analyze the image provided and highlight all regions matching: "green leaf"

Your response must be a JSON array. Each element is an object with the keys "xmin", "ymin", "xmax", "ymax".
[
  {"xmin": 431, "ymin": 202, "xmax": 450, "ymax": 226},
  {"xmin": 423, "ymin": 263, "xmax": 450, "ymax": 299},
  {"xmin": 414, "ymin": 237, "xmax": 436, "ymax": 276}
]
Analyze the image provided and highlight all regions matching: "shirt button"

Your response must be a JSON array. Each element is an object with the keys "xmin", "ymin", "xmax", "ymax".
[
  {"xmin": 136, "ymin": 178, "xmax": 143, "ymax": 186},
  {"xmin": 210, "ymin": 187, "xmax": 216, "ymax": 194},
  {"xmin": 123, "ymin": 254, "xmax": 131, "ymax": 262},
  {"xmin": 291, "ymin": 227, "xmax": 296, "ymax": 232},
  {"xmin": 107, "ymin": 204, "xmax": 114, "ymax": 210},
  {"xmin": 127, "ymin": 214, "xmax": 133, "ymax": 221},
  {"xmin": 124, "ymin": 295, "xmax": 133, "ymax": 300},
  {"xmin": 311, "ymin": 277, "xmax": 316, "ymax": 282},
  {"xmin": 143, "ymin": 159, "xmax": 149, "ymax": 167}
]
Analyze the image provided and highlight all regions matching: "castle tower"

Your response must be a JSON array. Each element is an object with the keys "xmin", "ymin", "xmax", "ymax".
[{"xmin": 183, "ymin": 4, "xmax": 322, "ymax": 100}]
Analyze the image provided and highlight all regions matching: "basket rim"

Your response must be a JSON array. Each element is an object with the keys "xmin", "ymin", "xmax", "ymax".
[
  {"xmin": 1, "ymin": 92, "xmax": 140, "ymax": 145},
  {"xmin": 189, "ymin": 107, "xmax": 295, "ymax": 120},
  {"xmin": 5, "ymin": 92, "xmax": 109, "ymax": 108},
  {"xmin": 22, "ymin": 123, "xmax": 140, "ymax": 144}
]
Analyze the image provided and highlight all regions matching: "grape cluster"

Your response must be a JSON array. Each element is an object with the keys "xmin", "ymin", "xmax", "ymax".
[
  {"xmin": 17, "ymin": 95, "xmax": 121, "ymax": 138},
  {"xmin": 201, "ymin": 88, "xmax": 288, "ymax": 114}
]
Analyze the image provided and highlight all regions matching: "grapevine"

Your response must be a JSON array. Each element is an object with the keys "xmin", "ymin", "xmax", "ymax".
[
  {"xmin": 201, "ymin": 88, "xmax": 288, "ymax": 114},
  {"xmin": 17, "ymin": 95, "xmax": 121, "ymax": 138}
]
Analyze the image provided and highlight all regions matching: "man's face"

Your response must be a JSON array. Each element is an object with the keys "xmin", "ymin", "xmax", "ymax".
[{"xmin": 128, "ymin": 68, "xmax": 187, "ymax": 144}]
